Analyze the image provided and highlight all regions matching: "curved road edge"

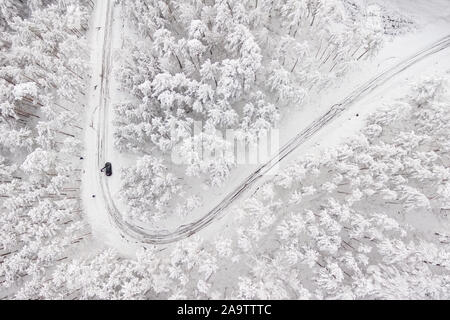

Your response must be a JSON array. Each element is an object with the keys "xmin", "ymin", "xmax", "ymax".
[{"xmin": 93, "ymin": 2, "xmax": 450, "ymax": 245}]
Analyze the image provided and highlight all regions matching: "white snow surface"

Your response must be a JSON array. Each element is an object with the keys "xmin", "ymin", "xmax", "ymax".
[
  {"xmin": 82, "ymin": 0, "xmax": 139, "ymax": 255},
  {"xmin": 81, "ymin": 0, "xmax": 450, "ymax": 254}
]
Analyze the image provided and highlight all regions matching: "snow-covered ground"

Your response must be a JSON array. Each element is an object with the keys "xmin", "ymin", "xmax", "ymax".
[
  {"xmin": 82, "ymin": 0, "xmax": 140, "ymax": 255},
  {"xmin": 81, "ymin": 0, "xmax": 450, "ymax": 254},
  {"xmin": 201, "ymin": 35, "xmax": 450, "ymax": 244},
  {"xmin": 2, "ymin": 0, "xmax": 450, "ymax": 300}
]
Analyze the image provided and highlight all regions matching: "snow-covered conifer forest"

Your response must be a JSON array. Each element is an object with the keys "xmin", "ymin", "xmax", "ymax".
[{"xmin": 1, "ymin": 0, "xmax": 450, "ymax": 300}]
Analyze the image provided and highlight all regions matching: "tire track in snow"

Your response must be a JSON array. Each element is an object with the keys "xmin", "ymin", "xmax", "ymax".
[{"xmin": 93, "ymin": 3, "xmax": 450, "ymax": 245}]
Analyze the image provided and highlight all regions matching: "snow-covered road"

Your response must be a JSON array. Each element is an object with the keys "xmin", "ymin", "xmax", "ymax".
[{"xmin": 84, "ymin": 1, "xmax": 450, "ymax": 246}]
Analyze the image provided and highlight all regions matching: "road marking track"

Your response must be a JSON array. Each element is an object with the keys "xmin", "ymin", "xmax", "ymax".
[{"xmin": 93, "ymin": 2, "xmax": 450, "ymax": 245}]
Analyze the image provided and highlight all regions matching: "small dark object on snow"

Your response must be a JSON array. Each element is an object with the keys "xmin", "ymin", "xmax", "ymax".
[
  {"xmin": 101, "ymin": 162, "xmax": 113, "ymax": 177},
  {"xmin": 356, "ymin": 114, "xmax": 359, "ymax": 117},
  {"xmin": 80, "ymin": 157, "xmax": 84, "ymax": 160},
  {"xmin": 92, "ymin": 195, "xmax": 96, "ymax": 198}
]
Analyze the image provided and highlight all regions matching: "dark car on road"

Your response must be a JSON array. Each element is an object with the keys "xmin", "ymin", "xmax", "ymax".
[{"xmin": 101, "ymin": 162, "xmax": 113, "ymax": 176}]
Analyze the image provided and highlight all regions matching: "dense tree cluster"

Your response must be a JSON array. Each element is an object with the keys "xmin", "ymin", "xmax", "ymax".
[
  {"xmin": 0, "ymin": 0, "xmax": 93, "ymax": 298},
  {"xmin": 21, "ymin": 77, "xmax": 449, "ymax": 300},
  {"xmin": 114, "ymin": 0, "xmax": 392, "ymax": 188},
  {"xmin": 115, "ymin": 0, "xmax": 405, "ymax": 223},
  {"xmin": 120, "ymin": 155, "xmax": 182, "ymax": 223},
  {"xmin": 230, "ymin": 77, "xmax": 450, "ymax": 299}
]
